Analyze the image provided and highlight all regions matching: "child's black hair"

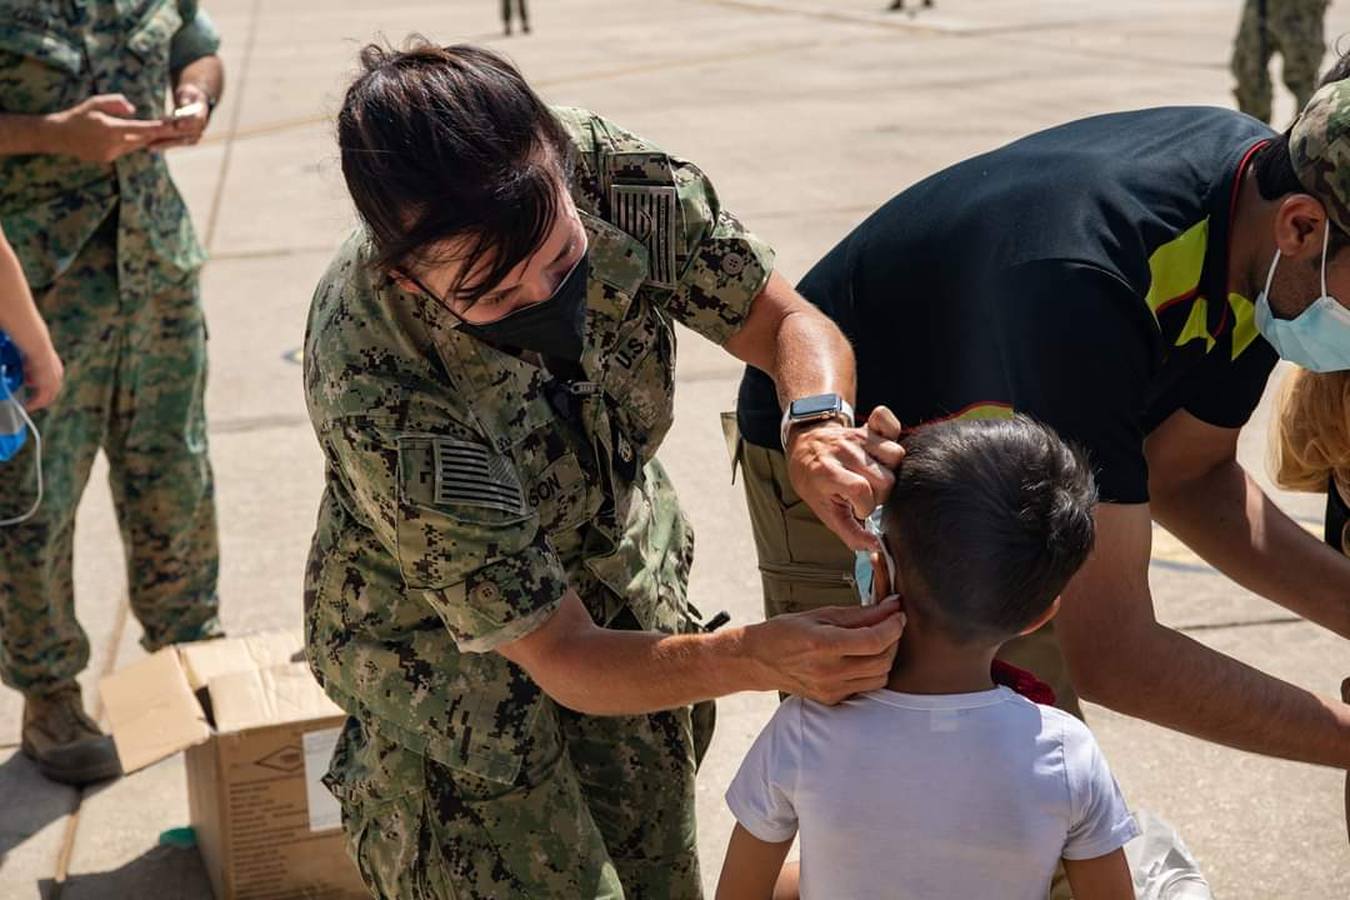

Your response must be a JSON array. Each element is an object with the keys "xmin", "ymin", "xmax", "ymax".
[{"xmin": 881, "ymin": 415, "xmax": 1098, "ymax": 644}]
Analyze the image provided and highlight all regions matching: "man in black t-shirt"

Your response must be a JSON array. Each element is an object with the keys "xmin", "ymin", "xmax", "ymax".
[{"xmin": 737, "ymin": 75, "xmax": 1350, "ymax": 769}]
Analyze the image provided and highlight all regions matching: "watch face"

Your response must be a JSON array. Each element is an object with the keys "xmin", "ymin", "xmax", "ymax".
[{"xmin": 791, "ymin": 394, "xmax": 840, "ymax": 417}]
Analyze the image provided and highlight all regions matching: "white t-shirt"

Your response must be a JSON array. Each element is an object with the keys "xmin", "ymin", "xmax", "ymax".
[{"xmin": 725, "ymin": 687, "xmax": 1140, "ymax": 900}]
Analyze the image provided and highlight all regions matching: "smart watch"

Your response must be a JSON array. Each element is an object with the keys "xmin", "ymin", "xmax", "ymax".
[{"xmin": 780, "ymin": 393, "xmax": 854, "ymax": 449}]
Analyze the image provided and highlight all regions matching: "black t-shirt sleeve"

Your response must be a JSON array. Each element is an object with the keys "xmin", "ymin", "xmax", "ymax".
[
  {"xmin": 995, "ymin": 260, "xmax": 1156, "ymax": 505},
  {"xmin": 1181, "ymin": 327, "xmax": 1279, "ymax": 430},
  {"xmin": 1326, "ymin": 474, "xmax": 1350, "ymax": 555}
]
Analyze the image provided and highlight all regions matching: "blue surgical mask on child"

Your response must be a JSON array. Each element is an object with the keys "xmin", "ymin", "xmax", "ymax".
[
  {"xmin": 1255, "ymin": 224, "xmax": 1350, "ymax": 373},
  {"xmin": 0, "ymin": 331, "xmax": 42, "ymax": 525},
  {"xmin": 854, "ymin": 507, "xmax": 900, "ymax": 606}
]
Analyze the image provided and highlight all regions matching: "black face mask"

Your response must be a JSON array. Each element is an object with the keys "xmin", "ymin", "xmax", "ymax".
[{"xmin": 458, "ymin": 254, "xmax": 590, "ymax": 363}]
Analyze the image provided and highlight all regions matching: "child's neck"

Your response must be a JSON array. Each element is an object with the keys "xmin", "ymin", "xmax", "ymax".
[{"xmin": 885, "ymin": 621, "xmax": 998, "ymax": 695}]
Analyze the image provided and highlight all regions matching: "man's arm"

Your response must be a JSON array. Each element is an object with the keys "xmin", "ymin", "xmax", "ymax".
[
  {"xmin": 154, "ymin": 55, "xmax": 225, "ymax": 150},
  {"xmin": 715, "ymin": 824, "xmax": 796, "ymax": 900},
  {"xmin": 1147, "ymin": 409, "xmax": 1350, "ymax": 637},
  {"xmin": 174, "ymin": 55, "xmax": 224, "ymax": 109},
  {"xmin": 498, "ymin": 590, "xmax": 904, "ymax": 713},
  {"xmin": 0, "ymin": 96, "xmax": 173, "ymax": 161},
  {"xmin": 724, "ymin": 270, "xmax": 904, "ymax": 550},
  {"xmin": 1057, "ymin": 501, "xmax": 1350, "ymax": 768},
  {"xmin": 1062, "ymin": 850, "xmax": 1133, "ymax": 900}
]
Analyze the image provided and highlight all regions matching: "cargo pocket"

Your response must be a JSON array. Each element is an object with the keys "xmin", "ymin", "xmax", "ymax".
[
  {"xmin": 420, "ymin": 741, "xmax": 624, "ymax": 899},
  {"xmin": 126, "ymin": 0, "xmax": 182, "ymax": 71},
  {"xmin": 349, "ymin": 790, "xmax": 455, "ymax": 900},
  {"xmin": 328, "ymin": 724, "xmax": 456, "ymax": 900},
  {"xmin": 0, "ymin": 23, "xmax": 86, "ymax": 112},
  {"xmin": 758, "ymin": 560, "xmax": 858, "ymax": 617}
]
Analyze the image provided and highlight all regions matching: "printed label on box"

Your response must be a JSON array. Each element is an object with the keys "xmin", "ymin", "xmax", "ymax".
[{"xmin": 302, "ymin": 727, "xmax": 343, "ymax": 832}]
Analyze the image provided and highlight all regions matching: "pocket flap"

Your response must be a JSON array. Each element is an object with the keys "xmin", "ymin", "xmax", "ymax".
[
  {"xmin": 126, "ymin": 1, "xmax": 181, "ymax": 63},
  {"xmin": 0, "ymin": 26, "xmax": 82, "ymax": 74}
]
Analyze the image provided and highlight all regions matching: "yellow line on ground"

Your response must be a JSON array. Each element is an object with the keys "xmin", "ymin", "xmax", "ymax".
[
  {"xmin": 204, "ymin": 0, "xmax": 264, "ymax": 252},
  {"xmin": 49, "ymin": 597, "xmax": 131, "ymax": 895}
]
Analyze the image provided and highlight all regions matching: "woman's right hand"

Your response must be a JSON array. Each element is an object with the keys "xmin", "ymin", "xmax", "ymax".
[
  {"xmin": 742, "ymin": 596, "xmax": 906, "ymax": 704},
  {"xmin": 48, "ymin": 94, "xmax": 175, "ymax": 163}
]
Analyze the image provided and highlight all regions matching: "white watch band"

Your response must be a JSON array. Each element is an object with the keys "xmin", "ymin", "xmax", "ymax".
[{"xmin": 780, "ymin": 398, "xmax": 854, "ymax": 449}]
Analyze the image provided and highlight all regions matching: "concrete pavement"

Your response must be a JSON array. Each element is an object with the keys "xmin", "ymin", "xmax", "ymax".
[{"xmin": 1, "ymin": 0, "xmax": 1347, "ymax": 896}]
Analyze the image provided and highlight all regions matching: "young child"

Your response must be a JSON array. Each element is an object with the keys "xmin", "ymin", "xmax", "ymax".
[
  {"xmin": 718, "ymin": 416, "xmax": 1139, "ymax": 900},
  {"xmin": 0, "ymin": 222, "xmax": 63, "ymax": 411}
]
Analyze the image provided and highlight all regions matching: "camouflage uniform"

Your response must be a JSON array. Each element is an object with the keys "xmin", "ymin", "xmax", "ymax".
[
  {"xmin": 304, "ymin": 108, "xmax": 773, "ymax": 899},
  {"xmin": 0, "ymin": 0, "xmax": 222, "ymax": 694},
  {"xmin": 1232, "ymin": 0, "xmax": 1330, "ymax": 124}
]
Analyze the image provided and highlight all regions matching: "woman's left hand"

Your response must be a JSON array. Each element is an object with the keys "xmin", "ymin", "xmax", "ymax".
[{"xmin": 785, "ymin": 405, "xmax": 904, "ymax": 552}]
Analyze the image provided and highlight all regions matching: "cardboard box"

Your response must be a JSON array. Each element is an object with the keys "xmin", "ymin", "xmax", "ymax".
[{"xmin": 100, "ymin": 630, "xmax": 368, "ymax": 900}]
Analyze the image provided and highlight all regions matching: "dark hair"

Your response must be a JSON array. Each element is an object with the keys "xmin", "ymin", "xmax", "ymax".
[
  {"xmin": 1252, "ymin": 49, "xmax": 1350, "ymax": 256},
  {"xmin": 337, "ymin": 40, "xmax": 573, "ymax": 303},
  {"xmin": 881, "ymin": 416, "xmax": 1097, "ymax": 644}
]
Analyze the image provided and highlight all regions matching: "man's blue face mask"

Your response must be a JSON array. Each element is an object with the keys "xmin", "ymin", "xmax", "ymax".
[{"xmin": 1255, "ymin": 224, "xmax": 1350, "ymax": 373}]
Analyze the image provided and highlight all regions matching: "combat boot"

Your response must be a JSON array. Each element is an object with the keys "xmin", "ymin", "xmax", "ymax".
[{"xmin": 21, "ymin": 682, "xmax": 122, "ymax": 786}]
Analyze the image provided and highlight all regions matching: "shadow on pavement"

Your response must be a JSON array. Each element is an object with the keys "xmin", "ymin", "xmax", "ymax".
[
  {"xmin": 0, "ymin": 750, "xmax": 76, "ymax": 869},
  {"xmin": 39, "ymin": 844, "xmax": 212, "ymax": 900}
]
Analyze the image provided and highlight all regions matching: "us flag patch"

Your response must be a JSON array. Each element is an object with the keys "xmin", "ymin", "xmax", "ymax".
[
  {"xmin": 610, "ymin": 184, "xmax": 679, "ymax": 289},
  {"xmin": 432, "ymin": 438, "xmax": 525, "ymax": 515}
]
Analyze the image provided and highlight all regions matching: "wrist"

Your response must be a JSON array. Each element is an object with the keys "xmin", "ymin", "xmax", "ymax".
[
  {"xmin": 783, "ymin": 417, "xmax": 843, "ymax": 456},
  {"xmin": 779, "ymin": 393, "xmax": 854, "ymax": 450},
  {"xmin": 720, "ymin": 622, "xmax": 777, "ymax": 693},
  {"xmin": 177, "ymin": 82, "xmax": 216, "ymax": 113},
  {"xmin": 36, "ymin": 112, "xmax": 70, "ymax": 155}
]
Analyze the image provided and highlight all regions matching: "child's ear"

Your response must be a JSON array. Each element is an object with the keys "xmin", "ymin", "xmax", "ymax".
[
  {"xmin": 1018, "ymin": 596, "xmax": 1061, "ymax": 636},
  {"xmin": 869, "ymin": 551, "xmax": 887, "ymax": 604}
]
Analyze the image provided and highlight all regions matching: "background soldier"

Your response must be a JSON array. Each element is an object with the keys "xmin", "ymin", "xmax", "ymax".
[
  {"xmin": 1232, "ymin": 0, "xmax": 1330, "ymax": 123},
  {"xmin": 0, "ymin": 0, "xmax": 226, "ymax": 786},
  {"xmin": 502, "ymin": 0, "xmax": 530, "ymax": 36}
]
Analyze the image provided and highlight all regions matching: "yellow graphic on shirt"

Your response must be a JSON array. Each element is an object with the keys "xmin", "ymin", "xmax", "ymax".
[
  {"xmin": 1145, "ymin": 218, "xmax": 1208, "ymax": 321},
  {"xmin": 1173, "ymin": 296, "xmax": 1216, "ymax": 352},
  {"xmin": 1143, "ymin": 218, "xmax": 1261, "ymax": 360}
]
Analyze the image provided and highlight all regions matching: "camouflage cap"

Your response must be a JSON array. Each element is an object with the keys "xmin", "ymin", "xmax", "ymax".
[{"xmin": 1290, "ymin": 79, "xmax": 1350, "ymax": 234}]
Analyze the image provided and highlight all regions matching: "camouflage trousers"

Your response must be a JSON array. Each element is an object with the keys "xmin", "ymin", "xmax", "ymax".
[
  {"xmin": 0, "ymin": 213, "xmax": 221, "ymax": 694},
  {"xmin": 1232, "ymin": 0, "xmax": 1329, "ymax": 123},
  {"xmin": 327, "ymin": 682, "xmax": 712, "ymax": 900}
]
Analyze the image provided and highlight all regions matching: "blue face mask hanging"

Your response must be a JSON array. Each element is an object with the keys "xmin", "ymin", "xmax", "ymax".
[
  {"xmin": 1255, "ymin": 224, "xmax": 1350, "ymax": 373},
  {"xmin": 0, "ymin": 330, "xmax": 42, "ymax": 525},
  {"xmin": 854, "ymin": 507, "xmax": 900, "ymax": 606}
]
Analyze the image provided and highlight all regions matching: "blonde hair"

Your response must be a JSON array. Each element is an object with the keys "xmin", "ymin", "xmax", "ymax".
[{"xmin": 1273, "ymin": 368, "xmax": 1350, "ymax": 493}]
